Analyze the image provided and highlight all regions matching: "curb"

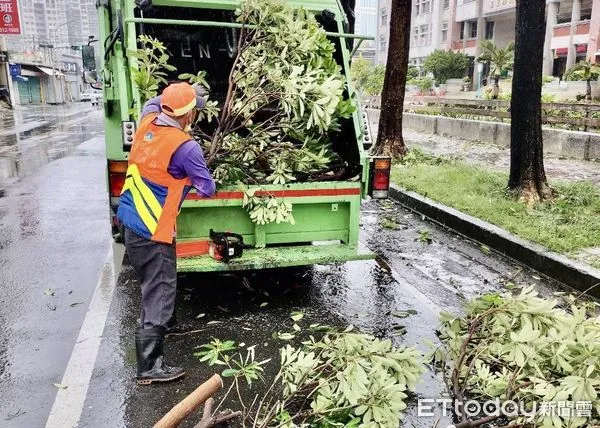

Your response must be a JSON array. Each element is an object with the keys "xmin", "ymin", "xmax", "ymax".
[{"xmin": 389, "ymin": 184, "xmax": 600, "ymax": 297}]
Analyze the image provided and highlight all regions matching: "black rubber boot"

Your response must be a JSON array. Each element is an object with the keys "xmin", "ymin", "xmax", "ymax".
[{"xmin": 135, "ymin": 326, "xmax": 185, "ymax": 385}]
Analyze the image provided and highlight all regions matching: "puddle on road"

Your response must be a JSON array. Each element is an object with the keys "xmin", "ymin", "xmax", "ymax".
[{"xmin": 0, "ymin": 111, "xmax": 103, "ymax": 183}]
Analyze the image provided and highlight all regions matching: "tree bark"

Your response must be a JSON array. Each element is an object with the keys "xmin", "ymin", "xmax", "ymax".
[
  {"xmin": 586, "ymin": 79, "xmax": 592, "ymax": 100},
  {"xmin": 508, "ymin": 0, "xmax": 551, "ymax": 203},
  {"xmin": 372, "ymin": 0, "xmax": 411, "ymax": 158},
  {"xmin": 341, "ymin": 0, "xmax": 356, "ymax": 51},
  {"xmin": 492, "ymin": 76, "xmax": 500, "ymax": 99}
]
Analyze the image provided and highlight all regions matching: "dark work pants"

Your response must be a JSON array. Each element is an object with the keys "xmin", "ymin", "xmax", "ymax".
[{"xmin": 124, "ymin": 227, "xmax": 177, "ymax": 329}]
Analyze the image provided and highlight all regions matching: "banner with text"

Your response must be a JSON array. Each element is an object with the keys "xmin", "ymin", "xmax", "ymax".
[{"xmin": 0, "ymin": 0, "xmax": 21, "ymax": 35}]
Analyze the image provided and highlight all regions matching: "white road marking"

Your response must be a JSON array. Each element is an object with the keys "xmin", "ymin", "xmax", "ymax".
[{"xmin": 45, "ymin": 244, "xmax": 122, "ymax": 428}]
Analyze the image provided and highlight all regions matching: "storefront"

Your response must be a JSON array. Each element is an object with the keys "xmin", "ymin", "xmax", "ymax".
[
  {"xmin": 36, "ymin": 66, "xmax": 65, "ymax": 104},
  {"xmin": 61, "ymin": 61, "xmax": 81, "ymax": 102},
  {"xmin": 14, "ymin": 65, "xmax": 44, "ymax": 104}
]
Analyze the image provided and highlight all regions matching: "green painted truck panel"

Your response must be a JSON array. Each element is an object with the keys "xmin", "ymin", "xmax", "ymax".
[
  {"xmin": 177, "ymin": 244, "xmax": 374, "ymax": 272},
  {"xmin": 99, "ymin": 0, "xmax": 374, "ymax": 271},
  {"xmin": 152, "ymin": 0, "xmax": 341, "ymax": 11}
]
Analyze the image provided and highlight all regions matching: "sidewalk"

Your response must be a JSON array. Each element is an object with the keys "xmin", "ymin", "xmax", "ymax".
[
  {"xmin": 366, "ymin": 119, "xmax": 600, "ymax": 186},
  {"xmin": 402, "ymin": 129, "xmax": 600, "ymax": 186}
]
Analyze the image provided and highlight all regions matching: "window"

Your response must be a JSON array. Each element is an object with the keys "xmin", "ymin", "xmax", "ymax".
[
  {"xmin": 444, "ymin": 0, "xmax": 450, "ymax": 8},
  {"xmin": 470, "ymin": 21, "xmax": 478, "ymax": 39},
  {"xmin": 419, "ymin": 24, "xmax": 430, "ymax": 46},
  {"xmin": 441, "ymin": 22, "xmax": 448, "ymax": 42},
  {"xmin": 379, "ymin": 35, "xmax": 387, "ymax": 52},
  {"xmin": 415, "ymin": 0, "xmax": 431, "ymax": 15},
  {"xmin": 485, "ymin": 21, "xmax": 495, "ymax": 39},
  {"xmin": 459, "ymin": 22, "xmax": 465, "ymax": 40},
  {"xmin": 412, "ymin": 27, "xmax": 419, "ymax": 45},
  {"xmin": 380, "ymin": 7, "xmax": 387, "ymax": 26}
]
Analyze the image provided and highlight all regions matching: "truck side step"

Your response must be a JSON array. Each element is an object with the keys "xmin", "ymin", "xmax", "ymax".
[{"xmin": 177, "ymin": 243, "xmax": 374, "ymax": 272}]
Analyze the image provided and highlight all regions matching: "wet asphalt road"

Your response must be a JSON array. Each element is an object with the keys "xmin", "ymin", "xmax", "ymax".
[
  {"xmin": 0, "ymin": 104, "xmax": 115, "ymax": 427},
  {"xmin": 79, "ymin": 207, "xmax": 569, "ymax": 428},
  {"xmin": 0, "ymin": 104, "xmax": 583, "ymax": 427}
]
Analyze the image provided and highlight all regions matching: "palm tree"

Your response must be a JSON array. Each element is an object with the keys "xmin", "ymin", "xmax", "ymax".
[
  {"xmin": 566, "ymin": 60, "xmax": 600, "ymax": 100},
  {"xmin": 478, "ymin": 41, "xmax": 515, "ymax": 99}
]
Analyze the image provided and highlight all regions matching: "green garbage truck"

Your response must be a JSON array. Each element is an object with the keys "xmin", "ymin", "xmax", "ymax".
[{"xmin": 97, "ymin": 0, "xmax": 381, "ymax": 272}]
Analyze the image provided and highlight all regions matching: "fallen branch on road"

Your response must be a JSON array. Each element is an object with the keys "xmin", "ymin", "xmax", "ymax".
[
  {"xmin": 429, "ymin": 287, "xmax": 600, "ymax": 427},
  {"xmin": 153, "ymin": 374, "xmax": 223, "ymax": 428},
  {"xmin": 193, "ymin": 397, "xmax": 242, "ymax": 428}
]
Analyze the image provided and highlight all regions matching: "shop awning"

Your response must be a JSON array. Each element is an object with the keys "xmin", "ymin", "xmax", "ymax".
[
  {"xmin": 36, "ymin": 66, "xmax": 65, "ymax": 77},
  {"xmin": 20, "ymin": 65, "xmax": 44, "ymax": 77},
  {"xmin": 555, "ymin": 45, "xmax": 588, "ymax": 57}
]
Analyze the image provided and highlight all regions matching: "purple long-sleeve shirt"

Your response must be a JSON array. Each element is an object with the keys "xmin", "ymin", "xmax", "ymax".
[{"xmin": 141, "ymin": 97, "xmax": 216, "ymax": 198}]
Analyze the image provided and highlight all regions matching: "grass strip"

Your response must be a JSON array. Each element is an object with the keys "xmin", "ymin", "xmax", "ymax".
[{"xmin": 391, "ymin": 150, "xmax": 600, "ymax": 257}]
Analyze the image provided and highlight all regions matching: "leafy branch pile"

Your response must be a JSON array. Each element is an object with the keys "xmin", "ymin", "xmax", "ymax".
[
  {"xmin": 129, "ymin": 0, "xmax": 356, "ymax": 226},
  {"xmin": 201, "ymin": 0, "xmax": 355, "ymax": 188},
  {"xmin": 430, "ymin": 286, "xmax": 600, "ymax": 428},
  {"xmin": 241, "ymin": 186, "xmax": 295, "ymax": 225},
  {"xmin": 195, "ymin": 319, "xmax": 424, "ymax": 427},
  {"xmin": 129, "ymin": 35, "xmax": 177, "ymax": 106}
]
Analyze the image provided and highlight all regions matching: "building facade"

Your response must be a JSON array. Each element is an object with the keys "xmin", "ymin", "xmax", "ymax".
[
  {"xmin": 355, "ymin": 0, "xmax": 379, "ymax": 62},
  {"xmin": 372, "ymin": 0, "xmax": 600, "ymax": 80},
  {"xmin": 3, "ymin": 0, "xmax": 99, "ymax": 105}
]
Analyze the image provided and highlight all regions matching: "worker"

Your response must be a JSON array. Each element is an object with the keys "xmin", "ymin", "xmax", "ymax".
[{"xmin": 117, "ymin": 82, "xmax": 216, "ymax": 385}]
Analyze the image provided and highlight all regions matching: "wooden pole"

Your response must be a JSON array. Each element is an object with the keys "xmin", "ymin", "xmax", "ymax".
[{"xmin": 154, "ymin": 374, "xmax": 223, "ymax": 428}]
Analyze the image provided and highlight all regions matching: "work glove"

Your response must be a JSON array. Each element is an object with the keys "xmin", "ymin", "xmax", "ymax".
[
  {"xmin": 192, "ymin": 83, "xmax": 209, "ymax": 109},
  {"xmin": 192, "ymin": 83, "xmax": 209, "ymax": 98}
]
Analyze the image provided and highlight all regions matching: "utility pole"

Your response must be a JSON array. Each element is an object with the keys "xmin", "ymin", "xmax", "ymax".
[
  {"xmin": 43, "ymin": 20, "xmax": 77, "ymax": 104},
  {"xmin": 0, "ymin": 36, "xmax": 16, "ymax": 107}
]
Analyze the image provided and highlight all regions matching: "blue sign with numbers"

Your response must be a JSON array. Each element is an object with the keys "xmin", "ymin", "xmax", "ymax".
[{"xmin": 9, "ymin": 63, "xmax": 21, "ymax": 77}]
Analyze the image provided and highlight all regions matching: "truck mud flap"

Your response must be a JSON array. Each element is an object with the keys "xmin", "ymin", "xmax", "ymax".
[{"xmin": 176, "ymin": 243, "xmax": 374, "ymax": 272}]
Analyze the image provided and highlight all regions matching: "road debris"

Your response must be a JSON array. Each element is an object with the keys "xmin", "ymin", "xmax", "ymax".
[{"xmin": 5, "ymin": 409, "xmax": 26, "ymax": 421}]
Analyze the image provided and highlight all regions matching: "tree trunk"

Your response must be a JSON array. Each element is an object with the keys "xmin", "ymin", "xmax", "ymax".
[
  {"xmin": 492, "ymin": 76, "xmax": 500, "ymax": 99},
  {"xmin": 372, "ymin": 0, "xmax": 411, "ymax": 158},
  {"xmin": 341, "ymin": 0, "xmax": 356, "ymax": 51},
  {"xmin": 587, "ymin": 78, "xmax": 592, "ymax": 100},
  {"xmin": 508, "ymin": 0, "xmax": 551, "ymax": 203}
]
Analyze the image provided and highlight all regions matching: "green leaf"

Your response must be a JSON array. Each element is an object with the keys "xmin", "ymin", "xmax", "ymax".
[
  {"xmin": 277, "ymin": 332, "xmax": 295, "ymax": 340},
  {"xmin": 290, "ymin": 311, "xmax": 304, "ymax": 322},
  {"xmin": 221, "ymin": 368, "xmax": 238, "ymax": 377}
]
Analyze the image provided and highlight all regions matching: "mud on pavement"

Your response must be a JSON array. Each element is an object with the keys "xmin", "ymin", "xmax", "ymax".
[{"xmin": 80, "ymin": 199, "xmax": 575, "ymax": 428}]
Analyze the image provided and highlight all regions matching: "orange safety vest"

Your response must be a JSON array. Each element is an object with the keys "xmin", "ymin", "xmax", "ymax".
[{"xmin": 117, "ymin": 113, "xmax": 192, "ymax": 243}]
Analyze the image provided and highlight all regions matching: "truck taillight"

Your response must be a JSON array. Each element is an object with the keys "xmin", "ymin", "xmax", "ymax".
[
  {"xmin": 108, "ymin": 160, "xmax": 128, "ymax": 197},
  {"xmin": 369, "ymin": 157, "xmax": 391, "ymax": 199}
]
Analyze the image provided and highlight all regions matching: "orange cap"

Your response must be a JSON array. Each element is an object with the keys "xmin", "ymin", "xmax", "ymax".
[{"xmin": 160, "ymin": 82, "xmax": 197, "ymax": 117}]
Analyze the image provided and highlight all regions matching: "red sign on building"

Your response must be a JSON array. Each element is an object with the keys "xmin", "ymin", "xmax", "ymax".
[{"xmin": 0, "ymin": 0, "xmax": 21, "ymax": 35}]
